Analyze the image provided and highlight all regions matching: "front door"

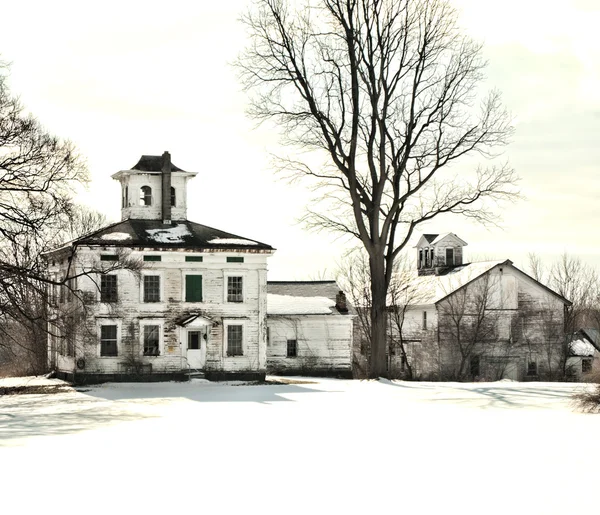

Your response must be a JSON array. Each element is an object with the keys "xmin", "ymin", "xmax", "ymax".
[{"xmin": 186, "ymin": 329, "xmax": 206, "ymax": 369}]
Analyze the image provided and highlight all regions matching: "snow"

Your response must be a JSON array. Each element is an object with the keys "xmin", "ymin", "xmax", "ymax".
[
  {"xmin": 407, "ymin": 260, "xmax": 505, "ymax": 304},
  {"xmin": 0, "ymin": 375, "xmax": 69, "ymax": 387},
  {"xmin": 570, "ymin": 338, "xmax": 596, "ymax": 356},
  {"xmin": 100, "ymin": 232, "xmax": 131, "ymax": 241},
  {"xmin": 1, "ymin": 378, "xmax": 600, "ymax": 515},
  {"xmin": 145, "ymin": 224, "xmax": 191, "ymax": 243},
  {"xmin": 267, "ymin": 293, "xmax": 335, "ymax": 314},
  {"xmin": 207, "ymin": 237, "xmax": 259, "ymax": 245}
]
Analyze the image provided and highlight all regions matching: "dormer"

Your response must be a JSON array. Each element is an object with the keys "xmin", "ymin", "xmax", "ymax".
[
  {"xmin": 112, "ymin": 152, "xmax": 197, "ymax": 223},
  {"xmin": 414, "ymin": 233, "xmax": 468, "ymax": 276}
]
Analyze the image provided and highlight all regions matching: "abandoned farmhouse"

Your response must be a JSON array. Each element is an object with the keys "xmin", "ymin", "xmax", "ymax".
[
  {"xmin": 45, "ymin": 153, "xmax": 354, "ymax": 383},
  {"xmin": 45, "ymin": 154, "xmax": 595, "ymax": 383}
]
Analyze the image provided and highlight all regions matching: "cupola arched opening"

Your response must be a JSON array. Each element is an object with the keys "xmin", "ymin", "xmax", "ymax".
[{"xmin": 140, "ymin": 186, "xmax": 152, "ymax": 206}]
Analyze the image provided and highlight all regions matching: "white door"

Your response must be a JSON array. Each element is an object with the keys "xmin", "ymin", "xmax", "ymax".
[{"xmin": 186, "ymin": 328, "xmax": 206, "ymax": 369}]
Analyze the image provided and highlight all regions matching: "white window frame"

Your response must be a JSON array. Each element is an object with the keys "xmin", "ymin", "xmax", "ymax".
[
  {"xmin": 223, "ymin": 272, "xmax": 246, "ymax": 304},
  {"xmin": 140, "ymin": 271, "xmax": 164, "ymax": 303},
  {"xmin": 223, "ymin": 320, "xmax": 246, "ymax": 358},
  {"xmin": 139, "ymin": 319, "xmax": 164, "ymax": 357},
  {"xmin": 181, "ymin": 271, "xmax": 204, "ymax": 303},
  {"xmin": 98, "ymin": 273, "xmax": 118, "ymax": 303},
  {"xmin": 96, "ymin": 319, "xmax": 122, "ymax": 358}
]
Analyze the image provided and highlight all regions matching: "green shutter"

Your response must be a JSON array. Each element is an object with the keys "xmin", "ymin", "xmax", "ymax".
[
  {"xmin": 227, "ymin": 256, "xmax": 244, "ymax": 263},
  {"xmin": 185, "ymin": 256, "xmax": 203, "ymax": 262},
  {"xmin": 186, "ymin": 275, "xmax": 203, "ymax": 302},
  {"xmin": 100, "ymin": 255, "xmax": 119, "ymax": 261},
  {"xmin": 144, "ymin": 255, "xmax": 161, "ymax": 262}
]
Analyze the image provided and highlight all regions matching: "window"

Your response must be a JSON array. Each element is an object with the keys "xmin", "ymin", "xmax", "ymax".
[
  {"xmin": 470, "ymin": 356, "xmax": 480, "ymax": 377},
  {"xmin": 170, "ymin": 187, "xmax": 176, "ymax": 207},
  {"xmin": 287, "ymin": 339, "xmax": 297, "ymax": 357},
  {"xmin": 100, "ymin": 254, "xmax": 119, "ymax": 261},
  {"xmin": 188, "ymin": 331, "xmax": 201, "ymax": 350},
  {"xmin": 227, "ymin": 256, "xmax": 244, "ymax": 263},
  {"xmin": 143, "ymin": 275, "xmax": 160, "ymax": 302},
  {"xmin": 227, "ymin": 276, "xmax": 243, "ymax": 302},
  {"xmin": 401, "ymin": 355, "xmax": 408, "ymax": 371},
  {"xmin": 227, "ymin": 325, "xmax": 243, "ymax": 356},
  {"xmin": 140, "ymin": 186, "xmax": 152, "ymax": 206},
  {"xmin": 418, "ymin": 249, "xmax": 423, "ymax": 269},
  {"xmin": 430, "ymin": 249, "xmax": 434, "ymax": 267},
  {"xmin": 185, "ymin": 256, "xmax": 203, "ymax": 262},
  {"xmin": 185, "ymin": 275, "xmax": 203, "ymax": 302},
  {"xmin": 122, "ymin": 186, "xmax": 128, "ymax": 208},
  {"xmin": 266, "ymin": 327, "xmax": 270, "ymax": 346},
  {"xmin": 100, "ymin": 275, "xmax": 118, "ymax": 302},
  {"xmin": 143, "ymin": 325, "xmax": 160, "ymax": 356},
  {"xmin": 527, "ymin": 360, "xmax": 538, "ymax": 376},
  {"xmin": 100, "ymin": 325, "xmax": 118, "ymax": 357},
  {"xmin": 144, "ymin": 255, "xmax": 161, "ymax": 262},
  {"xmin": 422, "ymin": 311, "xmax": 427, "ymax": 330},
  {"xmin": 582, "ymin": 358, "xmax": 592, "ymax": 374},
  {"xmin": 446, "ymin": 248, "xmax": 454, "ymax": 266}
]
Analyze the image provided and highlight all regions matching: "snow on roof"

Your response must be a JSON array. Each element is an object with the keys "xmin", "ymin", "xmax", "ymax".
[
  {"xmin": 145, "ymin": 224, "xmax": 192, "ymax": 243},
  {"xmin": 267, "ymin": 294, "xmax": 336, "ymax": 315},
  {"xmin": 406, "ymin": 261, "xmax": 506, "ymax": 305},
  {"xmin": 100, "ymin": 232, "xmax": 131, "ymax": 241},
  {"xmin": 207, "ymin": 238, "xmax": 259, "ymax": 246},
  {"xmin": 570, "ymin": 339, "xmax": 596, "ymax": 357}
]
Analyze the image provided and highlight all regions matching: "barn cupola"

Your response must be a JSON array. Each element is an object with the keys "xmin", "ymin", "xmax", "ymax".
[
  {"xmin": 111, "ymin": 152, "xmax": 197, "ymax": 222},
  {"xmin": 414, "ymin": 233, "xmax": 468, "ymax": 276}
]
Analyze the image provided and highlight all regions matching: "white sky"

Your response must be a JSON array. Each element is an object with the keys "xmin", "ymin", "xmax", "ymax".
[{"xmin": 0, "ymin": 0, "xmax": 598, "ymax": 279}]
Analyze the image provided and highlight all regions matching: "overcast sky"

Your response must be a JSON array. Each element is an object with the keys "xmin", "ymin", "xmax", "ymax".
[{"xmin": 0, "ymin": 0, "xmax": 598, "ymax": 279}]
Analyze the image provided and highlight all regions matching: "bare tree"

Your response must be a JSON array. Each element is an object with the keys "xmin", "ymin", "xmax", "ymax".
[{"xmin": 238, "ymin": 0, "xmax": 519, "ymax": 376}]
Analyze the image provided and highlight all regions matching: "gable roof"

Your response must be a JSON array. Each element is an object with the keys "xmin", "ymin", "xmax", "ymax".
[
  {"xmin": 580, "ymin": 328, "xmax": 600, "ymax": 350},
  {"xmin": 46, "ymin": 219, "xmax": 274, "ymax": 253},
  {"xmin": 430, "ymin": 232, "xmax": 468, "ymax": 246},
  {"xmin": 267, "ymin": 281, "xmax": 352, "ymax": 315},
  {"xmin": 405, "ymin": 260, "xmax": 571, "ymax": 306}
]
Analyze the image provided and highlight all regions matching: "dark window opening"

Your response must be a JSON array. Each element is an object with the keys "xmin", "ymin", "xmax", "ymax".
[
  {"xmin": 401, "ymin": 355, "xmax": 407, "ymax": 371},
  {"xmin": 101, "ymin": 254, "xmax": 119, "ymax": 261},
  {"xmin": 188, "ymin": 331, "xmax": 201, "ymax": 350},
  {"xmin": 100, "ymin": 325, "xmax": 118, "ymax": 357},
  {"xmin": 227, "ymin": 325, "xmax": 243, "ymax": 356},
  {"xmin": 144, "ymin": 255, "xmax": 161, "ymax": 262},
  {"xmin": 527, "ymin": 361, "xmax": 538, "ymax": 376},
  {"xmin": 227, "ymin": 256, "xmax": 244, "ymax": 263},
  {"xmin": 185, "ymin": 256, "xmax": 203, "ymax": 262},
  {"xmin": 171, "ymin": 187, "xmax": 176, "ymax": 207},
  {"xmin": 446, "ymin": 248, "xmax": 454, "ymax": 266},
  {"xmin": 287, "ymin": 339, "xmax": 298, "ymax": 358},
  {"xmin": 418, "ymin": 249, "xmax": 423, "ymax": 269},
  {"xmin": 470, "ymin": 356, "xmax": 480, "ymax": 377},
  {"xmin": 144, "ymin": 276, "xmax": 160, "ymax": 302},
  {"xmin": 143, "ymin": 325, "xmax": 160, "ymax": 356},
  {"xmin": 582, "ymin": 358, "xmax": 592, "ymax": 374},
  {"xmin": 101, "ymin": 275, "xmax": 118, "ymax": 303},
  {"xmin": 140, "ymin": 186, "xmax": 152, "ymax": 206},
  {"xmin": 430, "ymin": 249, "xmax": 434, "ymax": 267},
  {"xmin": 422, "ymin": 311, "xmax": 427, "ymax": 330},
  {"xmin": 227, "ymin": 276, "xmax": 243, "ymax": 302}
]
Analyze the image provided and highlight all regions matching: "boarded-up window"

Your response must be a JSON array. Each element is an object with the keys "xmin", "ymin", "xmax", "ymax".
[
  {"xmin": 287, "ymin": 339, "xmax": 297, "ymax": 357},
  {"xmin": 101, "ymin": 275, "xmax": 118, "ymax": 303},
  {"xmin": 144, "ymin": 276, "xmax": 160, "ymax": 302},
  {"xmin": 186, "ymin": 275, "xmax": 203, "ymax": 302},
  {"xmin": 227, "ymin": 325, "xmax": 243, "ymax": 356},
  {"xmin": 100, "ymin": 325, "xmax": 118, "ymax": 357},
  {"xmin": 227, "ymin": 276, "xmax": 243, "ymax": 303},
  {"xmin": 143, "ymin": 325, "xmax": 160, "ymax": 356}
]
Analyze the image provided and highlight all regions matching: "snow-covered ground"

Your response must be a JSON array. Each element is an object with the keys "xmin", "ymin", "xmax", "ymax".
[{"xmin": 1, "ymin": 378, "xmax": 599, "ymax": 515}]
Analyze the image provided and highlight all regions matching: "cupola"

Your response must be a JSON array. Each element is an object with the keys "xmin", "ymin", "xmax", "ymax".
[
  {"xmin": 111, "ymin": 152, "xmax": 197, "ymax": 223},
  {"xmin": 414, "ymin": 233, "xmax": 468, "ymax": 276}
]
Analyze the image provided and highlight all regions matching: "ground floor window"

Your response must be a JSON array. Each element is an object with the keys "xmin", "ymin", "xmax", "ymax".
[
  {"xmin": 287, "ymin": 339, "xmax": 297, "ymax": 358},
  {"xmin": 143, "ymin": 325, "xmax": 160, "ymax": 356},
  {"xmin": 100, "ymin": 325, "xmax": 118, "ymax": 357},
  {"xmin": 188, "ymin": 331, "xmax": 201, "ymax": 350},
  {"xmin": 582, "ymin": 358, "xmax": 592, "ymax": 374},
  {"xmin": 227, "ymin": 324, "xmax": 243, "ymax": 356},
  {"xmin": 470, "ymin": 356, "xmax": 480, "ymax": 377},
  {"xmin": 527, "ymin": 360, "xmax": 538, "ymax": 376}
]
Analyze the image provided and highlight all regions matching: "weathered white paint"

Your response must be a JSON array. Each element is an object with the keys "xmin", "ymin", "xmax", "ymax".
[{"xmin": 267, "ymin": 315, "xmax": 353, "ymax": 374}]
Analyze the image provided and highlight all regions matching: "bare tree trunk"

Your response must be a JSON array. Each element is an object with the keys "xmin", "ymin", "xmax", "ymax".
[{"xmin": 369, "ymin": 254, "xmax": 388, "ymax": 378}]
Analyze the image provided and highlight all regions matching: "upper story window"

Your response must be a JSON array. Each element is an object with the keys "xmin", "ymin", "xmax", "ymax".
[
  {"xmin": 122, "ymin": 186, "xmax": 128, "ymax": 208},
  {"xmin": 227, "ymin": 276, "xmax": 243, "ymax": 303},
  {"xmin": 422, "ymin": 311, "xmax": 427, "ymax": 330},
  {"xmin": 171, "ymin": 187, "xmax": 176, "ymax": 207},
  {"xmin": 140, "ymin": 186, "xmax": 152, "ymax": 206},
  {"xmin": 143, "ymin": 275, "xmax": 161, "ymax": 302},
  {"xmin": 100, "ymin": 275, "xmax": 118, "ymax": 303}
]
